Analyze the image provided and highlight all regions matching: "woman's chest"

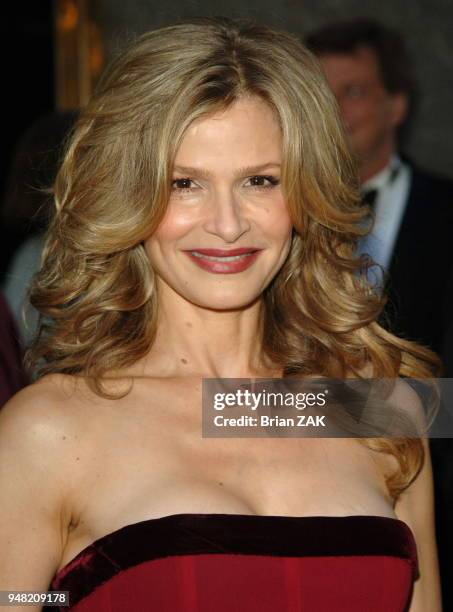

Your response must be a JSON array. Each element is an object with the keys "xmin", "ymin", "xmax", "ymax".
[{"xmin": 65, "ymin": 405, "xmax": 396, "ymax": 563}]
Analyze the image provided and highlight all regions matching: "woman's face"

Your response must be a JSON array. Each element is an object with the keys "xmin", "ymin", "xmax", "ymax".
[{"xmin": 144, "ymin": 96, "xmax": 293, "ymax": 311}]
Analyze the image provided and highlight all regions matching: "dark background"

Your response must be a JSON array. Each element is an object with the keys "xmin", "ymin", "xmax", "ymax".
[{"xmin": 1, "ymin": 1, "xmax": 54, "ymax": 215}]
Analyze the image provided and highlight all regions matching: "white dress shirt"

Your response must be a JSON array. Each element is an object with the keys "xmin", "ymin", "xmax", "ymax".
[{"xmin": 358, "ymin": 155, "xmax": 412, "ymax": 284}]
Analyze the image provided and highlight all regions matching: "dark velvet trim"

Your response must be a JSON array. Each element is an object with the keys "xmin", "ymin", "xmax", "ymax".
[{"xmin": 48, "ymin": 513, "xmax": 418, "ymax": 609}]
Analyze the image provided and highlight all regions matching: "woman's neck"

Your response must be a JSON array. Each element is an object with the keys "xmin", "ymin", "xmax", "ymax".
[{"xmin": 140, "ymin": 293, "xmax": 276, "ymax": 379}]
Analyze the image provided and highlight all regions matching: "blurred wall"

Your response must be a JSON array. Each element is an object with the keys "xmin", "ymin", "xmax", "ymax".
[{"xmin": 98, "ymin": 0, "xmax": 453, "ymax": 178}]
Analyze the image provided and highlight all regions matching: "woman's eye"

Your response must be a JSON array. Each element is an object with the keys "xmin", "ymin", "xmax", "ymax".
[
  {"xmin": 171, "ymin": 178, "xmax": 197, "ymax": 191},
  {"xmin": 171, "ymin": 175, "xmax": 280, "ymax": 193},
  {"xmin": 246, "ymin": 175, "xmax": 280, "ymax": 189}
]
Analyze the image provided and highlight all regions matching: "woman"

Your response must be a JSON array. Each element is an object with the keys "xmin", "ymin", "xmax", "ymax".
[{"xmin": 0, "ymin": 17, "xmax": 441, "ymax": 611}]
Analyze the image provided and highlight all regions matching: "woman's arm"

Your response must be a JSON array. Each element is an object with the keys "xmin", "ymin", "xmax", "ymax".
[
  {"xmin": 0, "ymin": 381, "xmax": 75, "ymax": 611},
  {"xmin": 394, "ymin": 431, "xmax": 442, "ymax": 611}
]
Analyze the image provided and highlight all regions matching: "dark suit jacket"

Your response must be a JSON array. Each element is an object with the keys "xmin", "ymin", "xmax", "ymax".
[{"xmin": 382, "ymin": 162, "xmax": 453, "ymax": 355}]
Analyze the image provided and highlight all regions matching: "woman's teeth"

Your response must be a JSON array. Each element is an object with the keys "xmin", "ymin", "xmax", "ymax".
[{"xmin": 190, "ymin": 252, "xmax": 252, "ymax": 262}]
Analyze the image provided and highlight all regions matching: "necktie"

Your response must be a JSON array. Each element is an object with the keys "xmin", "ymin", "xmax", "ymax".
[{"xmin": 361, "ymin": 188, "xmax": 378, "ymax": 209}]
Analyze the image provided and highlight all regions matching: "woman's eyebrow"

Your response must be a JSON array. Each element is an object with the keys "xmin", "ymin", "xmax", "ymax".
[{"xmin": 172, "ymin": 163, "xmax": 281, "ymax": 179}]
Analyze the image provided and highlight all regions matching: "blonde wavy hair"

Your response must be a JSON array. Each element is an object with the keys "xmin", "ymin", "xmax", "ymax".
[{"xmin": 26, "ymin": 17, "xmax": 440, "ymax": 499}]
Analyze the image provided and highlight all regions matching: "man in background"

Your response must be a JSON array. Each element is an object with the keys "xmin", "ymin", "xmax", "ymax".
[
  {"xmin": 0, "ymin": 292, "xmax": 28, "ymax": 407},
  {"xmin": 307, "ymin": 19, "xmax": 453, "ymax": 609},
  {"xmin": 306, "ymin": 18, "xmax": 453, "ymax": 356}
]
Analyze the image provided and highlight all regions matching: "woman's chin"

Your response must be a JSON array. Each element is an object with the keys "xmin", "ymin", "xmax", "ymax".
[{"xmin": 187, "ymin": 291, "xmax": 261, "ymax": 312}]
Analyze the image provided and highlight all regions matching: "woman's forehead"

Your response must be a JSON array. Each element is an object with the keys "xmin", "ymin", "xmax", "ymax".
[{"xmin": 173, "ymin": 97, "xmax": 282, "ymax": 167}]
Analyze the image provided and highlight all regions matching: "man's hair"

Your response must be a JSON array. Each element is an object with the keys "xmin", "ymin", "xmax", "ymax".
[{"xmin": 306, "ymin": 18, "xmax": 415, "ymax": 98}]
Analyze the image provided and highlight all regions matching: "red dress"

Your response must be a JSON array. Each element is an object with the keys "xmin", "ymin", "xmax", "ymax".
[{"xmin": 46, "ymin": 513, "xmax": 418, "ymax": 611}]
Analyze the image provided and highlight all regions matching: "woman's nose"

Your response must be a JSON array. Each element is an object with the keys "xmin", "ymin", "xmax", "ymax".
[{"xmin": 202, "ymin": 190, "xmax": 251, "ymax": 243}]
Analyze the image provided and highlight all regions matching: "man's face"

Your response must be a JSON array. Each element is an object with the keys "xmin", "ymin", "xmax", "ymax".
[{"xmin": 318, "ymin": 47, "xmax": 407, "ymax": 167}]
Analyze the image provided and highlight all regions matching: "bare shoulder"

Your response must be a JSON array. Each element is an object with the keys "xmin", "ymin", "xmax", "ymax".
[
  {"xmin": 0, "ymin": 374, "xmax": 91, "ymax": 595},
  {"xmin": 390, "ymin": 379, "xmax": 442, "ymax": 611},
  {"xmin": 2, "ymin": 371, "xmax": 83, "ymax": 413},
  {"xmin": 0, "ymin": 373, "xmax": 92, "ymax": 522},
  {"xmin": 0, "ymin": 374, "xmax": 89, "ymax": 452},
  {"xmin": 360, "ymin": 377, "xmax": 441, "ymax": 609},
  {"xmin": 387, "ymin": 378, "xmax": 429, "ymax": 427},
  {"xmin": 0, "ymin": 373, "xmax": 104, "ymax": 498}
]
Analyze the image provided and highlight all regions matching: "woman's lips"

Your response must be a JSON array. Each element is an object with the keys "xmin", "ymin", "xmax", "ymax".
[{"xmin": 183, "ymin": 248, "xmax": 262, "ymax": 274}]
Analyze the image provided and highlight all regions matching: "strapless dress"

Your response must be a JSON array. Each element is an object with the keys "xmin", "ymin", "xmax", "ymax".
[{"xmin": 45, "ymin": 513, "xmax": 418, "ymax": 611}]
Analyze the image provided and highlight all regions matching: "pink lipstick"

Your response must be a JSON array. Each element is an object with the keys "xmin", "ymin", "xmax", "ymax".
[{"xmin": 183, "ymin": 248, "xmax": 262, "ymax": 274}]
